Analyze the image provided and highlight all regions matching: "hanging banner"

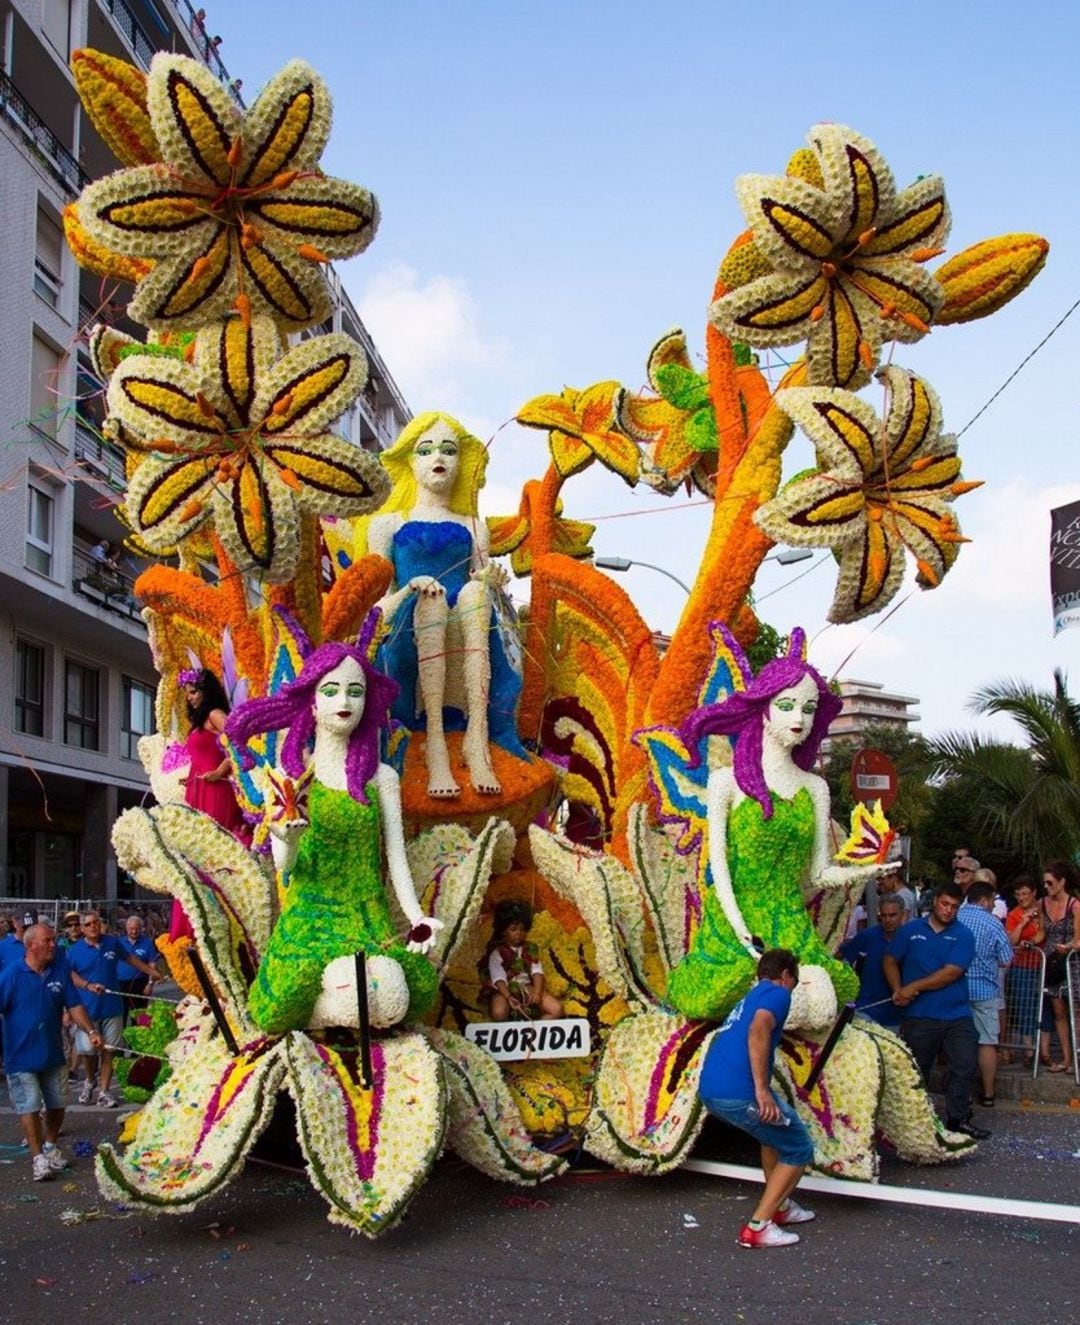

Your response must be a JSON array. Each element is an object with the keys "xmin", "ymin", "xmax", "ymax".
[{"xmin": 1050, "ymin": 500, "xmax": 1080, "ymax": 636}]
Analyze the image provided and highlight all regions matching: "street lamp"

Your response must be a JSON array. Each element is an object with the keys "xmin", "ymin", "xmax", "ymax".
[
  {"xmin": 595, "ymin": 548, "xmax": 812, "ymax": 594},
  {"xmin": 593, "ymin": 556, "xmax": 693, "ymax": 596}
]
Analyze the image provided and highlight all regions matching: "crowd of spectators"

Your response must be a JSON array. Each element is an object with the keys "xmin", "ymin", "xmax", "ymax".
[
  {"xmin": 0, "ymin": 906, "xmax": 165, "ymax": 1179},
  {"xmin": 842, "ymin": 845, "xmax": 1080, "ymax": 1137}
]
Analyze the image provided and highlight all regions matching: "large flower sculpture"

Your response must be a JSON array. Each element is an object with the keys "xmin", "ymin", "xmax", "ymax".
[
  {"xmin": 107, "ymin": 315, "xmax": 389, "ymax": 582},
  {"xmin": 530, "ymin": 807, "xmax": 975, "ymax": 1180},
  {"xmin": 76, "ymin": 54, "xmax": 377, "ymax": 331},
  {"xmin": 755, "ymin": 365, "xmax": 977, "ymax": 621},
  {"xmin": 710, "ymin": 123, "xmax": 950, "ymax": 389},
  {"xmin": 105, "ymin": 804, "xmax": 563, "ymax": 1234}
]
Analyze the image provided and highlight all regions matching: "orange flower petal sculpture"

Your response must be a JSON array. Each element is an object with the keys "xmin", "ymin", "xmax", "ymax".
[{"xmin": 517, "ymin": 382, "xmax": 639, "ymax": 485}]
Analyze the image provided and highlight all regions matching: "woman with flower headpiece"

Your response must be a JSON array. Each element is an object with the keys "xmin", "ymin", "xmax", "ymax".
[
  {"xmin": 665, "ymin": 629, "xmax": 898, "ymax": 1024},
  {"xmin": 226, "ymin": 642, "xmax": 442, "ymax": 1034},
  {"xmin": 359, "ymin": 412, "xmax": 525, "ymax": 800},
  {"xmin": 170, "ymin": 668, "xmax": 247, "ymax": 943}
]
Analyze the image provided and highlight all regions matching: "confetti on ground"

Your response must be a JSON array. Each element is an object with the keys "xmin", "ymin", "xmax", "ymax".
[
  {"xmin": 72, "ymin": 1141, "xmax": 96, "ymax": 1158},
  {"xmin": 127, "ymin": 1271, "xmax": 154, "ymax": 1285},
  {"xmin": 33, "ymin": 1277, "xmax": 57, "ymax": 1289},
  {"xmin": 498, "ymin": 1194, "xmax": 551, "ymax": 1210},
  {"xmin": 683, "ymin": 1213, "xmax": 700, "ymax": 1228}
]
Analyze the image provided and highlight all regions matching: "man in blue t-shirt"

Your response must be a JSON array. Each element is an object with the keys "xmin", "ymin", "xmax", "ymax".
[
  {"xmin": 67, "ymin": 911, "xmax": 159, "ymax": 1108},
  {"xmin": 883, "ymin": 882, "xmax": 988, "ymax": 1140},
  {"xmin": 698, "ymin": 948, "xmax": 815, "ymax": 1249},
  {"xmin": 839, "ymin": 894, "xmax": 906, "ymax": 1027},
  {"xmin": 117, "ymin": 915, "xmax": 159, "ymax": 1020},
  {"xmin": 0, "ymin": 925, "xmax": 103, "ymax": 1181}
]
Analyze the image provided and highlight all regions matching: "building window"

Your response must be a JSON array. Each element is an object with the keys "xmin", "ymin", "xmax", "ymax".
[
  {"xmin": 42, "ymin": 0, "xmax": 72, "ymax": 58},
  {"xmin": 26, "ymin": 480, "xmax": 54, "ymax": 576},
  {"xmin": 121, "ymin": 677, "xmax": 155, "ymax": 760},
  {"xmin": 15, "ymin": 639, "xmax": 45, "ymax": 737},
  {"xmin": 30, "ymin": 334, "xmax": 61, "ymax": 436},
  {"xmin": 64, "ymin": 660, "xmax": 99, "ymax": 750},
  {"xmin": 34, "ymin": 206, "xmax": 63, "ymax": 308}
]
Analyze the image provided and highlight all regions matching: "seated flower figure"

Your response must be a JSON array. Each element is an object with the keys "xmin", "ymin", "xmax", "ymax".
[
  {"xmin": 665, "ymin": 635, "xmax": 896, "ymax": 1025},
  {"xmin": 226, "ymin": 643, "xmax": 443, "ymax": 1035},
  {"xmin": 362, "ymin": 412, "xmax": 526, "ymax": 799}
]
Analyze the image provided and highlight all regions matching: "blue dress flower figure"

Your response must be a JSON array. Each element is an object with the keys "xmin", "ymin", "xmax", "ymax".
[{"xmin": 364, "ymin": 412, "xmax": 525, "ymax": 799}]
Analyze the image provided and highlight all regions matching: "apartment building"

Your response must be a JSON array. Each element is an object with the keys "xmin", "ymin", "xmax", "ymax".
[
  {"xmin": 827, "ymin": 678, "xmax": 921, "ymax": 746},
  {"xmin": 0, "ymin": 0, "xmax": 409, "ymax": 900}
]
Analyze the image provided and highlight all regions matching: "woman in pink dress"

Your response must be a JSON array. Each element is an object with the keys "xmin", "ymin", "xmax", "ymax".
[{"xmin": 170, "ymin": 668, "xmax": 246, "ymax": 941}]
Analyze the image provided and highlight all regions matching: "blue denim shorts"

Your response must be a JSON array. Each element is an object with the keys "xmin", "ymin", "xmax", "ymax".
[
  {"xmin": 7, "ymin": 1067, "xmax": 66, "ymax": 1115},
  {"xmin": 701, "ymin": 1095, "xmax": 815, "ymax": 1166}
]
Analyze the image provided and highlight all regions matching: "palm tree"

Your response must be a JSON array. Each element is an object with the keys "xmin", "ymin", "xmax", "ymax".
[{"xmin": 928, "ymin": 669, "xmax": 1080, "ymax": 863}]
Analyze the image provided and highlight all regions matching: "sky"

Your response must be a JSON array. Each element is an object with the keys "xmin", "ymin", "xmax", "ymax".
[{"xmin": 210, "ymin": 0, "xmax": 1080, "ymax": 740}]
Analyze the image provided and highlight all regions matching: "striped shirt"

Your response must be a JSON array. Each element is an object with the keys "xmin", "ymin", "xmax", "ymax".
[{"xmin": 957, "ymin": 903, "xmax": 1014, "ymax": 1002}]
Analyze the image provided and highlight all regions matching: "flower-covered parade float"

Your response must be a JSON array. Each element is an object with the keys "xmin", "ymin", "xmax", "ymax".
[{"xmin": 66, "ymin": 44, "xmax": 1048, "ymax": 1234}]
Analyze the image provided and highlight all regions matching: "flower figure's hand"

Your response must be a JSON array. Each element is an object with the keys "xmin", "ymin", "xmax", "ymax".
[
  {"xmin": 406, "ymin": 916, "xmax": 444, "ymax": 954},
  {"xmin": 471, "ymin": 561, "xmax": 508, "ymax": 590}
]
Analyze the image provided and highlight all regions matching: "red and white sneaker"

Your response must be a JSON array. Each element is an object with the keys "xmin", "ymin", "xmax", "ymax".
[
  {"xmin": 774, "ymin": 1198, "xmax": 816, "ymax": 1226},
  {"xmin": 737, "ymin": 1220, "xmax": 800, "ymax": 1248}
]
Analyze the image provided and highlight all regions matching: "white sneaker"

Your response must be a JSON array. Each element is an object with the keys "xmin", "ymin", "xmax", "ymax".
[
  {"xmin": 737, "ymin": 1220, "xmax": 800, "ymax": 1248},
  {"xmin": 97, "ymin": 1089, "xmax": 116, "ymax": 1109},
  {"xmin": 32, "ymin": 1153, "xmax": 52, "ymax": 1182},
  {"xmin": 42, "ymin": 1142, "xmax": 68, "ymax": 1172},
  {"xmin": 77, "ymin": 1079, "xmax": 95, "ymax": 1106},
  {"xmin": 775, "ymin": 1197, "xmax": 816, "ymax": 1225}
]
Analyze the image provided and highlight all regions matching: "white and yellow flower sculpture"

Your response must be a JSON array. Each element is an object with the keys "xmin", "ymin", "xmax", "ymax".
[
  {"xmin": 531, "ymin": 804, "xmax": 975, "ymax": 1182},
  {"xmin": 108, "ymin": 314, "xmax": 388, "ymax": 583},
  {"xmin": 106, "ymin": 803, "xmax": 563, "ymax": 1233}
]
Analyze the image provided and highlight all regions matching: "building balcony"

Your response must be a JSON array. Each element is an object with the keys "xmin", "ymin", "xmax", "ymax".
[
  {"xmin": 0, "ymin": 70, "xmax": 89, "ymax": 198},
  {"xmin": 71, "ymin": 539, "xmax": 145, "ymax": 629},
  {"xmin": 74, "ymin": 423, "xmax": 127, "ymax": 493}
]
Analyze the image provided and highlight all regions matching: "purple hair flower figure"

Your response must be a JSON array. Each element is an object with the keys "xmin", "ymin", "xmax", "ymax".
[
  {"xmin": 664, "ymin": 627, "xmax": 898, "ymax": 1026},
  {"xmin": 227, "ymin": 640, "xmax": 443, "ymax": 1034}
]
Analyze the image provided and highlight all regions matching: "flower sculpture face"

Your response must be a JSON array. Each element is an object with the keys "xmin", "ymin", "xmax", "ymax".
[
  {"xmin": 108, "ymin": 315, "xmax": 390, "ymax": 581},
  {"xmin": 77, "ymin": 55, "xmax": 377, "ymax": 331},
  {"xmin": 710, "ymin": 124, "xmax": 950, "ymax": 389},
  {"xmin": 755, "ymin": 366, "xmax": 976, "ymax": 622}
]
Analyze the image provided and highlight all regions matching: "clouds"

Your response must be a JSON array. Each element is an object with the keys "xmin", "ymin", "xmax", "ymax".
[{"xmin": 355, "ymin": 263, "xmax": 508, "ymax": 427}]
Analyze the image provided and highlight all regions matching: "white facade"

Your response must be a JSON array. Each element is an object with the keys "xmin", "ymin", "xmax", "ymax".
[
  {"xmin": 827, "ymin": 677, "xmax": 921, "ymax": 746},
  {"xmin": 0, "ymin": 0, "xmax": 409, "ymax": 899}
]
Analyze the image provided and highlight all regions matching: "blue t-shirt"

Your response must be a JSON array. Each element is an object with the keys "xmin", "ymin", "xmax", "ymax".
[
  {"xmin": 887, "ymin": 916, "xmax": 974, "ymax": 1020},
  {"xmin": 698, "ymin": 980, "xmax": 791, "ymax": 1100},
  {"xmin": 839, "ymin": 925, "xmax": 902, "ymax": 1027},
  {"xmin": 0, "ymin": 934, "xmax": 25, "ymax": 969},
  {"xmin": 66, "ymin": 936, "xmax": 127, "ymax": 1019},
  {"xmin": 117, "ymin": 934, "xmax": 157, "ymax": 983},
  {"xmin": 0, "ymin": 956, "xmax": 81, "ymax": 1073}
]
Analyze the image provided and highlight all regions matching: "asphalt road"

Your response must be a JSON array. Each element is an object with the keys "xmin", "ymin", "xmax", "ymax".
[{"xmin": 1, "ymin": 1102, "xmax": 1077, "ymax": 1325}]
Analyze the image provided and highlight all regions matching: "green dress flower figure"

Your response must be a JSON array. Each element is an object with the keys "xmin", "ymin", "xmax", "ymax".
[
  {"xmin": 665, "ymin": 628, "xmax": 897, "ymax": 1026},
  {"xmin": 227, "ymin": 642, "xmax": 442, "ymax": 1035}
]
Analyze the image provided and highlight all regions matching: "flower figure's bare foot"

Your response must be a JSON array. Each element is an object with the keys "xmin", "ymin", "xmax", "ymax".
[
  {"xmin": 463, "ymin": 729, "xmax": 501, "ymax": 796},
  {"xmin": 424, "ymin": 736, "xmax": 460, "ymax": 798}
]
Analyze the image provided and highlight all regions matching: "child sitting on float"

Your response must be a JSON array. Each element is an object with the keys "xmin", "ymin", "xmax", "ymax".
[{"xmin": 481, "ymin": 900, "xmax": 562, "ymax": 1022}]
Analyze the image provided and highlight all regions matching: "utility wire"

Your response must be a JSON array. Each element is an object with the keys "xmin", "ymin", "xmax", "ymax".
[{"xmin": 958, "ymin": 295, "xmax": 1080, "ymax": 438}]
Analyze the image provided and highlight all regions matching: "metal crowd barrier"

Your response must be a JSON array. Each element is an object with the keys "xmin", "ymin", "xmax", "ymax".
[
  {"xmin": 1069, "ymin": 950, "xmax": 1080, "ymax": 1086},
  {"xmin": 1001, "ymin": 944, "xmax": 1046, "ymax": 1078}
]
